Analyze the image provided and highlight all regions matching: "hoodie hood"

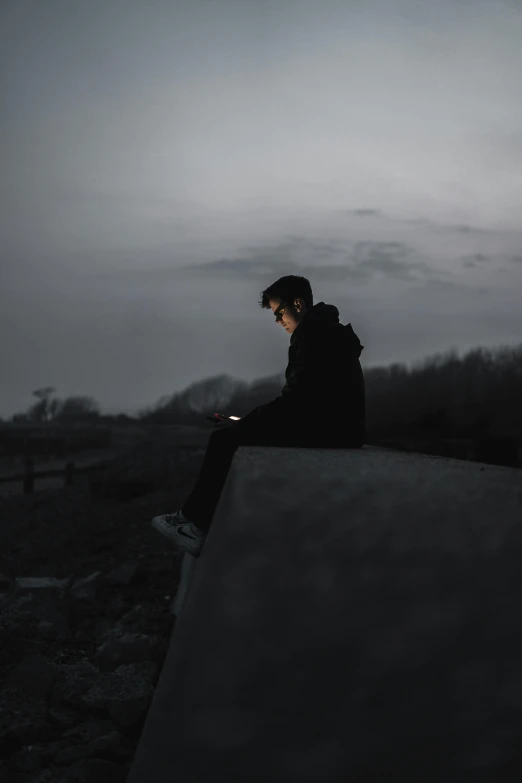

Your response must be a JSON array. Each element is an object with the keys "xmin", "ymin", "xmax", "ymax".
[{"xmin": 291, "ymin": 301, "xmax": 364, "ymax": 358}]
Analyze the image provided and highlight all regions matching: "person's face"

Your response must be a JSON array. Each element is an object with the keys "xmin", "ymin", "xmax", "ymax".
[{"xmin": 268, "ymin": 297, "xmax": 307, "ymax": 335}]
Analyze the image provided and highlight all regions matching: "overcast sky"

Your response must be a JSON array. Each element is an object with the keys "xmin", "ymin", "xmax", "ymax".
[{"xmin": 1, "ymin": 0, "xmax": 522, "ymax": 419}]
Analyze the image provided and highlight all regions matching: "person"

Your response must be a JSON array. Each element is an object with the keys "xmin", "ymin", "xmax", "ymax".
[{"xmin": 151, "ymin": 275, "xmax": 365, "ymax": 557}]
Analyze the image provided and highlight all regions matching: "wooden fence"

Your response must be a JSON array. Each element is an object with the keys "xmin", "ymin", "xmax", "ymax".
[
  {"xmin": 0, "ymin": 426, "xmax": 112, "ymax": 459},
  {"xmin": 0, "ymin": 457, "xmax": 108, "ymax": 495}
]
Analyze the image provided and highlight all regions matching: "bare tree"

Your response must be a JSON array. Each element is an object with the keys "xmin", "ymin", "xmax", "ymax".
[
  {"xmin": 53, "ymin": 396, "xmax": 101, "ymax": 421},
  {"xmin": 30, "ymin": 387, "xmax": 57, "ymax": 424}
]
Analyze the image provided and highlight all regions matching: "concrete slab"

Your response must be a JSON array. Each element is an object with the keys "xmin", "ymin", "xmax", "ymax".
[
  {"xmin": 127, "ymin": 446, "xmax": 522, "ymax": 781},
  {"xmin": 171, "ymin": 553, "xmax": 198, "ymax": 617}
]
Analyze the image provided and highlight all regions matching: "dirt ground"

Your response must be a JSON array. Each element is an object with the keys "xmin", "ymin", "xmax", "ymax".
[{"xmin": 0, "ymin": 426, "xmax": 211, "ymax": 782}]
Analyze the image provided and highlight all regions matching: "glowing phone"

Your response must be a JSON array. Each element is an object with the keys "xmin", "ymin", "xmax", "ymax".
[{"xmin": 206, "ymin": 412, "xmax": 241, "ymax": 423}]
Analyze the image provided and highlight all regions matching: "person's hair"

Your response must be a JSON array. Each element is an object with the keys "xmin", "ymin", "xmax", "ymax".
[{"xmin": 258, "ymin": 275, "xmax": 313, "ymax": 312}]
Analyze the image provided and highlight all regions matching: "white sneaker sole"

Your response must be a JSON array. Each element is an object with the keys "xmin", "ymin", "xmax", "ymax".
[{"xmin": 151, "ymin": 515, "xmax": 205, "ymax": 556}]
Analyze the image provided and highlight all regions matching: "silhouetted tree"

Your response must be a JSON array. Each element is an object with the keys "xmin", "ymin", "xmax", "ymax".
[
  {"xmin": 136, "ymin": 339, "xmax": 521, "ymax": 466},
  {"xmin": 53, "ymin": 396, "xmax": 101, "ymax": 421},
  {"xmin": 29, "ymin": 386, "xmax": 56, "ymax": 423}
]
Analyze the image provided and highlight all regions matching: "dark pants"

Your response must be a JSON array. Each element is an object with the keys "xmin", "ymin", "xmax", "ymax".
[{"xmin": 181, "ymin": 419, "xmax": 362, "ymax": 533}]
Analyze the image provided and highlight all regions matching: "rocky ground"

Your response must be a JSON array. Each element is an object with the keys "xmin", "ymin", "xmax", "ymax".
[{"xmin": 0, "ymin": 433, "xmax": 208, "ymax": 783}]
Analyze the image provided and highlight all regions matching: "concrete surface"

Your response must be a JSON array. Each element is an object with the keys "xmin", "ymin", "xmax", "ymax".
[
  {"xmin": 127, "ymin": 445, "xmax": 522, "ymax": 782},
  {"xmin": 171, "ymin": 553, "xmax": 198, "ymax": 617}
]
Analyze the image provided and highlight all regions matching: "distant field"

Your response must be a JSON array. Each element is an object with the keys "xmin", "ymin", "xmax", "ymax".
[
  {"xmin": 144, "ymin": 423, "xmax": 212, "ymax": 449},
  {"xmin": 0, "ymin": 472, "xmax": 93, "ymax": 497},
  {"xmin": 0, "ymin": 423, "xmax": 213, "ymax": 498}
]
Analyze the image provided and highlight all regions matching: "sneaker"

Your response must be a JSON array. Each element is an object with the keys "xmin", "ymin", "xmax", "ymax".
[{"xmin": 151, "ymin": 511, "xmax": 206, "ymax": 557}]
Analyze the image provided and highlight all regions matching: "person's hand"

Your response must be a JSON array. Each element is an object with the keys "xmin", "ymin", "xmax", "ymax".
[{"xmin": 206, "ymin": 413, "xmax": 226, "ymax": 425}]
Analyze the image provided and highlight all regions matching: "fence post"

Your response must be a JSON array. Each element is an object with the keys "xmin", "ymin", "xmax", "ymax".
[
  {"xmin": 64, "ymin": 461, "xmax": 74, "ymax": 487},
  {"xmin": 23, "ymin": 456, "xmax": 34, "ymax": 495}
]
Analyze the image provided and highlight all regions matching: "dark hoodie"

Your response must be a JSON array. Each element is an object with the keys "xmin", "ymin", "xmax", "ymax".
[{"xmin": 241, "ymin": 302, "xmax": 365, "ymax": 446}]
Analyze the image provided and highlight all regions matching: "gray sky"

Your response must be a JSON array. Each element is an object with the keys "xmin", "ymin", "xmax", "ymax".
[{"xmin": 1, "ymin": 0, "xmax": 522, "ymax": 419}]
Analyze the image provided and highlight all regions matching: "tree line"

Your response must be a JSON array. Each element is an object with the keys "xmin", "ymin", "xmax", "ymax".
[{"xmin": 3, "ymin": 342, "xmax": 521, "ymax": 465}]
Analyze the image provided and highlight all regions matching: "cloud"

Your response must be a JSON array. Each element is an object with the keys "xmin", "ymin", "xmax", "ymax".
[
  {"xmin": 454, "ymin": 224, "xmax": 488, "ymax": 234},
  {"xmin": 173, "ymin": 238, "xmax": 433, "ymax": 284},
  {"xmin": 279, "ymin": 235, "xmax": 343, "ymax": 259},
  {"xmin": 342, "ymin": 209, "xmax": 384, "ymax": 217},
  {"xmin": 405, "ymin": 218, "xmax": 493, "ymax": 235},
  {"xmin": 349, "ymin": 241, "xmax": 428, "ymax": 280},
  {"xmin": 460, "ymin": 253, "xmax": 492, "ymax": 268},
  {"xmin": 459, "ymin": 252, "xmax": 522, "ymax": 271}
]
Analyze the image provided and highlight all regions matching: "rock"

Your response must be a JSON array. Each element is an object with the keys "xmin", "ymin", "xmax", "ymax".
[
  {"xmin": 7, "ymin": 744, "xmax": 46, "ymax": 774},
  {"xmin": 65, "ymin": 757, "xmax": 127, "ymax": 783},
  {"xmin": 84, "ymin": 661, "xmax": 158, "ymax": 728},
  {"xmin": 114, "ymin": 601, "xmax": 174, "ymax": 639},
  {"xmin": 51, "ymin": 659, "xmax": 101, "ymax": 707},
  {"xmin": 106, "ymin": 596, "xmax": 127, "ymax": 618},
  {"xmin": 18, "ymin": 591, "xmax": 71, "ymax": 639},
  {"xmin": 107, "ymin": 693, "xmax": 152, "ymax": 730},
  {"xmin": 51, "ymin": 659, "xmax": 158, "ymax": 728},
  {"xmin": 0, "ymin": 687, "xmax": 53, "ymax": 746},
  {"xmin": 36, "ymin": 619, "xmax": 59, "ymax": 641},
  {"xmin": 55, "ymin": 743, "xmax": 92, "ymax": 765},
  {"xmin": 0, "ymin": 572, "xmax": 13, "ymax": 593},
  {"xmin": 6, "ymin": 654, "xmax": 55, "ymax": 700},
  {"xmin": 114, "ymin": 604, "xmax": 144, "ymax": 634},
  {"xmin": 53, "ymin": 728, "xmax": 131, "ymax": 765},
  {"xmin": 15, "ymin": 577, "xmax": 69, "ymax": 590},
  {"xmin": 89, "ymin": 729, "xmax": 132, "ymax": 757},
  {"xmin": 4, "ymin": 584, "xmax": 72, "ymax": 641},
  {"xmin": 0, "ymin": 623, "xmax": 8, "ymax": 651},
  {"xmin": 94, "ymin": 631, "xmax": 158, "ymax": 672},
  {"xmin": 75, "ymin": 630, "xmax": 92, "ymax": 643},
  {"xmin": 76, "ymin": 615, "xmax": 112, "ymax": 640},
  {"xmin": 48, "ymin": 703, "xmax": 82, "ymax": 730},
  {"xmin": 105, "ymin": 563, "xmax": 140, "ymax": 586},
  {"xmin": 62, "ymin": 718, "xmax": 117, "ymax": 744},
  {"xmin": 71, "ymin": 572, "xmax": 102, "ymax": 601}
]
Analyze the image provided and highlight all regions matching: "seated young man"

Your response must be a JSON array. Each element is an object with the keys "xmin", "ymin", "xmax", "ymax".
[{"xmin": 151, "ymin": 274, "xmax": 366, "ymax": 557}]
